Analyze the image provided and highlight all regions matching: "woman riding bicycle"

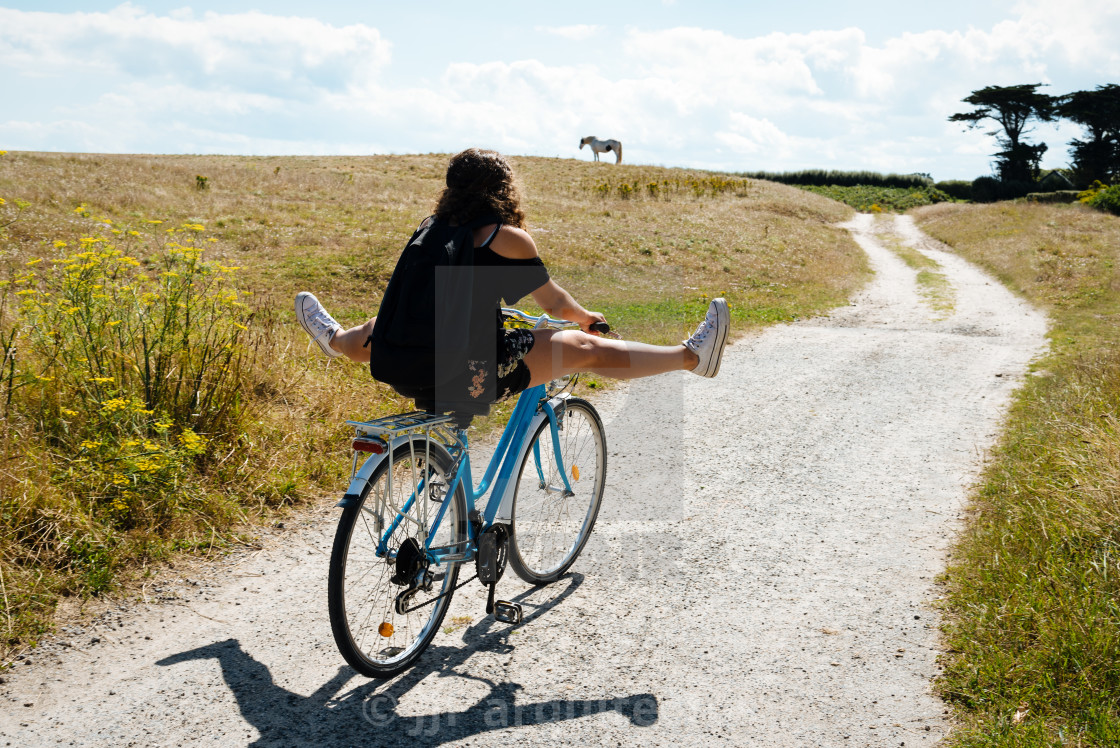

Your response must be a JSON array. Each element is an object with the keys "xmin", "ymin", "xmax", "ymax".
[{"xmin": 296, "ymin": 148, "xmax": 729, "ymax": 401}]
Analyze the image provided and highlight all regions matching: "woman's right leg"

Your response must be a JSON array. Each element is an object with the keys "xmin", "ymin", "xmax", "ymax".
[
  {"xmin": 295, "ymin": 292, "xmax": 374, "ymax": 364},
  {"xmin": 331, "ymin": 319, "xmax": 375, "ymax": 364}
]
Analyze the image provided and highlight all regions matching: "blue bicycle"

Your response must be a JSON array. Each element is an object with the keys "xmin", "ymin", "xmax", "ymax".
[{"xmin": 328, "ymin": 309, "xmax": 608, "ymax": 678}]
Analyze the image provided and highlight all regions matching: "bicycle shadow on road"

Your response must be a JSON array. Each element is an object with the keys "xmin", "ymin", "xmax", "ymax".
[{"xmin": 156, "ymin": 573, "xmax": 658, "ymax": 747}]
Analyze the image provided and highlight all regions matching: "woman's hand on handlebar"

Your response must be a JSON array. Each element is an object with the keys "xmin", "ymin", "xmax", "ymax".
[{"xmin": 581, "ymin": 311, "xmax": 610, "ymax": 336}]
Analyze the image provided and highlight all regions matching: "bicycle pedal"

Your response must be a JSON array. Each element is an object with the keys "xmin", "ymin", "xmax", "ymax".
[{"xmin": 493, "ymin": 600, "xmax": 522, "ymax": 624}]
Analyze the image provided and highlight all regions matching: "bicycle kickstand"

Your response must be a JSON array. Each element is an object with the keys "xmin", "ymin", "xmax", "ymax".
[{"xmin": 477, "ymin": 525, "xmax": 523, "ymax": 624}]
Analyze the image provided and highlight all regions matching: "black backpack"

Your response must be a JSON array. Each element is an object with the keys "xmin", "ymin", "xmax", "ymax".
[{"xmin": 367, "ymin": 215, "xmax": 500, "ymax": 417}]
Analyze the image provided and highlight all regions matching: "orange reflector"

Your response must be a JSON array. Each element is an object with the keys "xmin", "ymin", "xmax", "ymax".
[
  {"xmin": 378, "ymin": 622, "xmax": 394, "ymax": 637},
  {"xmin": 353, "ymin": 438, "xmax": 386, "ymax": 454},
  {"xmin": 571, "ymin": 465, "xmax": 580, "ymax": 481}
]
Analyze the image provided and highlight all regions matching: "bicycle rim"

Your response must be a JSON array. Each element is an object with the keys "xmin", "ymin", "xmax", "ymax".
[
  {"xmin": 328, "ymin": 438, "xmax": 464, "ymax": 677},
  {"xmin": 509, "ymin": 398, "xmax": 606, "ymax": 584}
]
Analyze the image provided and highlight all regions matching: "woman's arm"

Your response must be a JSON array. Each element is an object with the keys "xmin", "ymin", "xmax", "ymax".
[
  {"xmin": 530, "ymin": 280, "xmax": 607, "ymax": 333},
  {"xmin": 490, "ymin": 226, "xmax": 608, "ymax": 333}
]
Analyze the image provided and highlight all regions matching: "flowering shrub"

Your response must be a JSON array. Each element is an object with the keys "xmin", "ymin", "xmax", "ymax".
[
  {"xmin": 2, "ymin": 210, "xmax": 256, "ymax": 531},
  {"xmin": 1079, "ymin": 181, "xmax": 1120, "ymax": 216}
]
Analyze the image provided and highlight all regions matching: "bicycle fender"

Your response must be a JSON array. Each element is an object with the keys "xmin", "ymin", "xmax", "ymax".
[
  {"xmin": 492, "ymin": 393, "xmax": 571, "ymax": 523},
  {"xmin": 336, "ymin": 434, "xmax": 422, "ymax": 509}
]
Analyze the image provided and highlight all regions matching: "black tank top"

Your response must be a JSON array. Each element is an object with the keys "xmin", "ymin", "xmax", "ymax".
[{"xmin": 472, "ymin": 226, "xmax": 550, "ymax": 307}]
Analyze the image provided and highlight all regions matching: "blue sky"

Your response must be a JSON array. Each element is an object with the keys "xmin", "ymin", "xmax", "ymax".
[{"xmin": 2, "ymin": 1, "xmax": 1118, "ymax": 179}]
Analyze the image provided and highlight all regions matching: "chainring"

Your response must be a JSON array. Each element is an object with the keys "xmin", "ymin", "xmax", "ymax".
[{"xmin": 475, "ymin": 525, "xmax": 509, "ymax": 584}]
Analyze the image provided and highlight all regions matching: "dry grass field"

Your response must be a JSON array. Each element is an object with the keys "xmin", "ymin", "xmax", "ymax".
[
  {"xmin": 0, "ymin": 151, "xmax": 865, "ymax": 654},
  {"xmin": 914, "ymin": 201, "xmax": 1120, "ymax": 746}
]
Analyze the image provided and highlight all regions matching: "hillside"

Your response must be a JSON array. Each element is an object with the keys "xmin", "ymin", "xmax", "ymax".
[{"xmin": 0, "ymin": 152, "xmax": 866, "ymax": 652}]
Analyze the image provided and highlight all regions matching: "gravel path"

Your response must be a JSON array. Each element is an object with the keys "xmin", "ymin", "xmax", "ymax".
[{"xmin": 0, "ymin": 214, "xmax": 1047, "ymax": 747}]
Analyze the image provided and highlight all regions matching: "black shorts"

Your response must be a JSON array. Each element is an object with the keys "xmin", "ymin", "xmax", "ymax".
[{"xmin": 495, "ymin": 328, "xmax": 536, "ymax": 401}]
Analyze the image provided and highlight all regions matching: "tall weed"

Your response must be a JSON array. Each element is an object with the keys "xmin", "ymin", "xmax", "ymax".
[{"xmin": 0, "ymin": 205, "xmax": 268, "ymax": 649}]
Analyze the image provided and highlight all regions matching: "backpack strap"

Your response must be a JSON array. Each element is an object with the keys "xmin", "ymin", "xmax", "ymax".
[
  {"xmin": 460, "ymin": 213, "xmax": 502, "ymax": 249},
  {"xmin": 478, "ymin": 222, "xmax": 502, "ymax": 248}
]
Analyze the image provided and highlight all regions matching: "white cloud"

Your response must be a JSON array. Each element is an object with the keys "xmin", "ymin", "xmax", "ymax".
[
  {"xmin": 534, "ymin": 24, "xmax": 603, "ymax": 41},
  {"xmin": 1, "ymin": 3, "xmax": 1118, "ymax": 177},
  {"xmin": 0, "ymin": 4, "xmax": 391, "ymax": 98}
]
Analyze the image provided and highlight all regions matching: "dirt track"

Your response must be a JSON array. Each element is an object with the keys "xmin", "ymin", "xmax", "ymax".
[{"xmin": 0, "ymin": 214, "xmax": 1047, "ymax": 747}]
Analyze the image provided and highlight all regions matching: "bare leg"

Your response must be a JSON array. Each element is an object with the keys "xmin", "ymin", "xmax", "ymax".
[
  {"xmin": 521, "ymin": 329, "xmax": 699, "ymax": 388},
  {"xmin": 330, "ymin": 318, "xmax": 375, "ymax": 364}
]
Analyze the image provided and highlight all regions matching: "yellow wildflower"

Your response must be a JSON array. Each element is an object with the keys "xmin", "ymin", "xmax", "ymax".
[
  {"xmin": 53, "ymin": 240, "xmax": 68, "ymax": 249},
  {"xmin": 178, "ymin": 429, "xmax": 207, "ymax": 454},
  {"xmin": 80, "ymin": 440, "xmax": 101, "ymax": 450},
  {"xmin": 61, "ymin": 408, "xmax": 78, "ymax": 417},
  {"xmin": 100, "ymin": 398, "xmax": 128, "ymax": 414}
]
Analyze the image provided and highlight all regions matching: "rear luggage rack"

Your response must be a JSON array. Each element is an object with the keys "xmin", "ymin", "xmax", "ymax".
[{"xmin": 346, "ymin": 411, "xmax": 454, "ymax": 439}]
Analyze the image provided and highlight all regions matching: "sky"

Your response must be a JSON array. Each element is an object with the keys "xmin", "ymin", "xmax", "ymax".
[{"xmin": 2, "ymin": 1, "xmax": 1119, "ymax": 180}]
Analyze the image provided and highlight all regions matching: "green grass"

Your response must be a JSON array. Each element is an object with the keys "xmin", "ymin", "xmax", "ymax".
[
  {"xmin": 799, "ymin": 184, "xmax": 953, "ymax": 213},
  {"xmin": 738, "ymin": 168, "xmax": 934, "ymax": 189},
  {"xmin": 875, "ymin": 219, "xmax": 956, "ymax": 318},
  {"xmin": 913, "ymin": 200, "xmax": 1120, "ymax": 746},
  {"xmin": 914, "ymin": 269, "xmax": 955, "ymax": 318},
  {"xmin": 0, "ymin": 151, "xmax": 868, "ymax": 657}
]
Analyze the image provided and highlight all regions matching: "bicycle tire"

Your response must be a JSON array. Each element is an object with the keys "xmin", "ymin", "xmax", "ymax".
[
  {"xmin": 508, "ymin": 397, "xmax": 606, "ymax": 585},
  {"xmin": 328, "ymin": 437, "xmax": 466, "ymax": 678}
]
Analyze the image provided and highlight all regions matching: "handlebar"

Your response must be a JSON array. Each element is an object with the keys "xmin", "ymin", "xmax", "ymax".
[{"xmin": 501, "ymin": 307, "xmax": 611, "ymax": 335}]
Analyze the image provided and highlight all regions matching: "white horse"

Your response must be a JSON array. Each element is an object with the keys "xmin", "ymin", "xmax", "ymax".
[{"xmin": 580, "ymin": 136, "xmax": 622, "ymax": 164}]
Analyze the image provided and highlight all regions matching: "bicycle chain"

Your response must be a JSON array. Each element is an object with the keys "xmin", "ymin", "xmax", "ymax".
[{"xmin": 401, "ymin": 572, "xmax": 479, "ymax": 614}]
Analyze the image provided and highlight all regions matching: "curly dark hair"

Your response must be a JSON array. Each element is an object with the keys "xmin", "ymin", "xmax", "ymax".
[{"xmin": 433, "ymin": 148, "xmax": 526, "ymax": 228}]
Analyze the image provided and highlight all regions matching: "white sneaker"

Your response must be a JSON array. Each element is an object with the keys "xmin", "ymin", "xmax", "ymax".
[
  {"xmin": 683, "ymin": 298, "xmax": 730, "ymax": 377},
  {"xmin": 295, "ymin": 292, "xmax": 343, "ymax": 358}
]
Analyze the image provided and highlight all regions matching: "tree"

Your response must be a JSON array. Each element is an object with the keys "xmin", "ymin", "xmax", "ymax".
[
  {"xmin": 1057, "ymin": 84, "xmax": 1120, "ymax": 187},
  {"xmin": 950, "ymin": 84, "xmax": 1056, "ymax": 184}
]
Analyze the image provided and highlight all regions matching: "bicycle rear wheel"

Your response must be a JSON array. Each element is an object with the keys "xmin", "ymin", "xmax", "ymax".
[
  {"xmin": 508, "ymin": 397, "xmax": 606, "ymax": 585},
  {"xmin": 328, "ymin": 437, "xmax": 466, "ymax": 678}
]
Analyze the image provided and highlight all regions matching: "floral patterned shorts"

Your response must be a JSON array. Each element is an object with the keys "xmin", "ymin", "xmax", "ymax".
[
  {"xmin": 468, "ymin": 328, "xmax": 536, "ymax": 402},
  {"xmin": 496, "ymin": 328, "xmax": 536, "ymax": 400}
]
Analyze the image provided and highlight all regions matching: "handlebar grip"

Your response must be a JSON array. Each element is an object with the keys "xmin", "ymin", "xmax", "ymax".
[{"xmin": 589, "ymin": 321, "xmax": 611, "ymax": 334}]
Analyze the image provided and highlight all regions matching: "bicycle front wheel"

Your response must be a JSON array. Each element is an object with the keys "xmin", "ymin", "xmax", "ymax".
[
  {"xmin": 328, "ymin": 437, "xmax": 466, "ymax": 678},
  {"xmin": 508, "ymin": 397, "xmax": 606, "ymax": 585}
]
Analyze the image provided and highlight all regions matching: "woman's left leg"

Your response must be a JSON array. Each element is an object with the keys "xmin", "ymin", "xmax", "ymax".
[{"xmin": 521, "ymin": 329, "xmax": 697, "ymax": 388}]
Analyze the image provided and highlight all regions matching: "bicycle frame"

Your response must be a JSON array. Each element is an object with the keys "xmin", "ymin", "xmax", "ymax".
[{"xmin": 339, "ymin": 384, "xmax": 574, "ymax": 569}]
